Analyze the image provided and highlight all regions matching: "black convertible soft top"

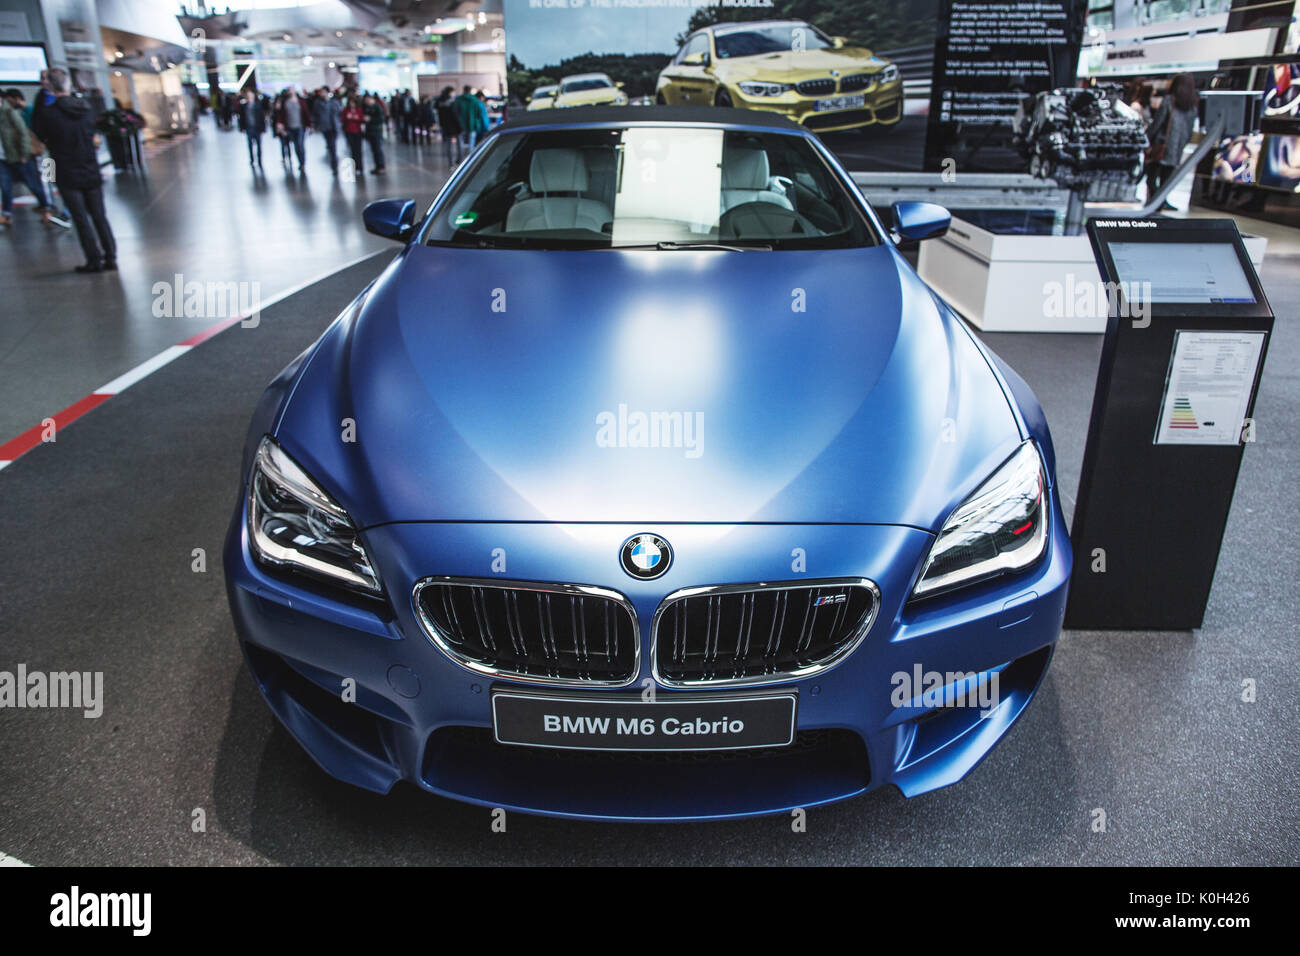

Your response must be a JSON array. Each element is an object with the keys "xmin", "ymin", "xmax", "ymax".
[{"xmin": 489, "ymin": 105, "xmax": 807, "ymax": 136}]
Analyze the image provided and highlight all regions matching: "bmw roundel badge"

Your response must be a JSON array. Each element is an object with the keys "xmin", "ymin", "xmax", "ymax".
[{"xmin": 620, "ymin": 533, "xmax": 672, "ymax": 580}]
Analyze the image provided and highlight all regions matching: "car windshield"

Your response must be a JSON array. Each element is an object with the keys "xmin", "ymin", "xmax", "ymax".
[
  {"xmin": 561, "ymin": 78, "xmax": 611, "ymax": 93},
  {"xmin": 424, "ymin": 126, "xmax": 878, "ymax": 250},
  {"xmin": 714, "ymin": 24, "xmax": 834, "ymax": 60}
]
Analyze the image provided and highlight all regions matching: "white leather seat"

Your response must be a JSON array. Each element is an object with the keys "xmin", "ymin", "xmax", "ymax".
[
  {"xmin": 506, "ymin": 149, "xmax": 612, "ymax": 234},
  {"xmin": 720, "ymin": 147, "xmax": 793, "ymax": 214}
]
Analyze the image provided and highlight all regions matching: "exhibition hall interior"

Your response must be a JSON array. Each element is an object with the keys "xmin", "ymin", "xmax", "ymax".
[{"xmin": 0, "ymin": 0, "xmax": 1296, "ymax": 880}]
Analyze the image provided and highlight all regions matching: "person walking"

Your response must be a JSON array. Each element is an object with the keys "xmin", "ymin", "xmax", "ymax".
[
  {"xmin": 436, "ymin": 87, "xmax": 462, "ymax": 165},
  {"xmin": 0, "ymin": 88, "xmax": 53, "ymax": 225},
  {"xmin": 237, "ymin": 87, "xmax": 266, "ymax": 169},
  {"xmin": 276, "ymin": 85, "xmax": 310, "ymax": 172},
  {"xmin": 1125, "ymin": 78, "xmax": 1153, "ymax": 125},
  {"xmin": 1146, "ymin": 73, "xmax": 1200, "ymax": 206},
  {"xmin": 341, "ymin": 94, "xmax": 366, "ymax": 176},
  {"xmin": 311, "ymin": 86, "xmax": 341, "ymax": 174},
  {"xmin": 417, "ymin": 94, "xmax": 435, "ymax": 144},
  {"xmin": 273, "ymin": 91, "xmax": 290, "ymax": 166},
  {"xmin": 390, "ymin": 90, "xmax": 405, "ymax": 144},
  {"xmin": 454, "ymin": 85, "xmax": 488, "ymax": 153},
  {"xmin": 31, "ymin": 69, "xmax": 116, "ymax": 272},
  {"xmin": 362, "ymin": 93, "xmax": 386, "ymax": 174},
  {"xmin": 9, "ymin": 85, "xmax": 35, "ymax": 126}
]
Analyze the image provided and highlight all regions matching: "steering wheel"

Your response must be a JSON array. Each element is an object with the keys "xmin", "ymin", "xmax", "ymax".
[{"xmin": 719, "ymin": 201, "xmax": 807, "ymax": 241}]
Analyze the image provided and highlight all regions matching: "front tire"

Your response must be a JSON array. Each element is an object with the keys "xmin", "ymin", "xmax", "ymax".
[
  {"xmin": 656, "ymin": 91, "xmax": 667, "ymax": 105},
  {"xmin": 714, "ymin": 88, "xmax": 733, "ymax": 108}
]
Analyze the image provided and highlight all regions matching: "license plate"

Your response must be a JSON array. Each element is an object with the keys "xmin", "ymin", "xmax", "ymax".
[
  {"xmin": 491, "ymin": 689, "xmax": 797, "ymax": 752},
  {"xmin": 814, "ymin": 94, "xmax": 866, "ymax": 112}
]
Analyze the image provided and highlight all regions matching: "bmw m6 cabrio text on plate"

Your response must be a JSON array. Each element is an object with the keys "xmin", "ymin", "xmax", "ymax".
[{"xmin": 224, "ymin": 107, "xmax": 1072, "ymax": 822}]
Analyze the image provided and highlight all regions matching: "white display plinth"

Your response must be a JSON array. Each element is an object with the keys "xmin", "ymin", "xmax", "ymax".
[{"xmin": 918, "ymin": 216, "xmax": 1269, "ymax": 333}]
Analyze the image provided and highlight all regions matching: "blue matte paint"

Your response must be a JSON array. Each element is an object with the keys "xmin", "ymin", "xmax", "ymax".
[
  {"xmin": 362, "ymin": 198, "xmax": 416, "ymax": 241},
  {"xmin": 892, "ymin": 201, "xmax": 952, "ymax": 241},
  {"xmin": 224, "ymin": 114, "xmax": 1071, "ymax": 820}
]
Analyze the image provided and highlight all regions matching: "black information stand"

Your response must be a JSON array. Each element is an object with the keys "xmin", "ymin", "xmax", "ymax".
[{"xmin": 1065, "ymin": 218, "xmax": 1272, "ymax": 630}]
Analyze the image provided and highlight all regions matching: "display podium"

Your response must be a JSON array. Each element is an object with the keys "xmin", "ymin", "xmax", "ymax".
[{"xmin": 1064, "ymin": 218, "xmax": 1273, "ymax": 630}]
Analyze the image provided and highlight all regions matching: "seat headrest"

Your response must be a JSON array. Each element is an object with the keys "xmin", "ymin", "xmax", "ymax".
[
  {"xmin": 721, "ymin": 147, "xmax": 770, "ymax": 190},
  {"xmin": 529, "ymin": 148, "xmax": 589, "ymax": 192}
]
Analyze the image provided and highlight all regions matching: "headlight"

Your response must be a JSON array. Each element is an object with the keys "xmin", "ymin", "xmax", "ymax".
[
  {"xmin": 738, "ymin": 81, "xmax": 792, "ymax": 97},
  {"xmin": 911, "ymin": 441, "xmax": 1048, "ymax": 599},
  {"xmin": 879, "ymin": 64, "xmax": 900, "ymax": 85},
  {"xmin": 247, "ymin": 437, "xmax": 382, "ymax": 595}
]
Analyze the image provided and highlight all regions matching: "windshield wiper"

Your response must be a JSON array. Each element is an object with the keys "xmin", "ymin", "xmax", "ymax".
[
  {"xmin": 659, "ymin": 241, "xmax": 772, "ymax": 251},
  {"xmin": 607, "ymin": 241, "xmax": 773, "ymax": 252}
]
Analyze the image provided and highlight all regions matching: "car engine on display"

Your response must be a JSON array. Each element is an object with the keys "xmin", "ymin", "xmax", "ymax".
[
  {"xmin": 223, "ymin": 108, "xmax": 1071, "ymax": 822},
  {"xmin": 1014, "ymin": 86, "xmax": 1149, "ymax": 202}
]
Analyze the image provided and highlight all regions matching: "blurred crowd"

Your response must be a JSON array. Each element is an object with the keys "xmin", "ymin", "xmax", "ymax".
[{"xmin": 207, "ymin": 84, "xmax": 493, "ymax": 176}]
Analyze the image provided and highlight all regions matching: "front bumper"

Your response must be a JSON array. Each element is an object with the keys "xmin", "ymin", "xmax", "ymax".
[
  {"xmin": 224, "ymin": 500, "xmax": 1070, "ymax": 822},
  {"xmin": 733, "ymin": 80, "xmax": 904, "ymax": 132}
]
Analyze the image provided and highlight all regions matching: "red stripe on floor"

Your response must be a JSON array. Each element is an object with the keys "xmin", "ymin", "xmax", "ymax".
[
  {"xmin": 0, "ymin": 392, "xmax": 112, "ymax": 462},
  {"xmin": 179, "ymin": 314, "xmax": 246, "ymax": 347}
]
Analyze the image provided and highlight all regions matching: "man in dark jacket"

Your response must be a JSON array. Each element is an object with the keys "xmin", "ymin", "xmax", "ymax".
[
  {"xmin": 310, "ymin": 87, "xmax": 341, "ymax": 173},
  {"xmin": 435, "ymin": 87, "xmax": 461, "ymax": 165},
  {"xmin": 274, "ymin": 86, "xmax": 311, "ymax": 172},
  {"xmin": 237, "ymin": 87, "xmax": 266, "ymax": 169},
  {"xmin": 361, "ymin": 93, "xmax": 386, "ymax": 174},
  {"xmin": 31, "ymin": 68, "xmax": 116, "ymax": 273}
]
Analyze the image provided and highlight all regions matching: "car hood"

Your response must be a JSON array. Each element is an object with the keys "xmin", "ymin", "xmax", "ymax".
[
  {"xmin": 275, "ymin": 244, "xmax": 1023, "ymax": 529},
  {"xmin": 556, "ymin": 89, "xmax": 621, "ymax": 106},
  {"xmin": 716, "ymin": 49, "xmax": 885, "ymax": 81}
]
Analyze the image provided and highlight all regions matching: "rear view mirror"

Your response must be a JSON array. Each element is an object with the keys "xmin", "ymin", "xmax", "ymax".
[
  {"xmin": 891, "ymin": 201, "xmax": 951, "ymax": 242},
  {"xmin": 363, "ymin": 198, "xmax": 417, "ymax": 242}
]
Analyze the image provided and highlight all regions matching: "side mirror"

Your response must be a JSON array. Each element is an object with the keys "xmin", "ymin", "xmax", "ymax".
[
  {"xmin": 363, "ymin": 198, "xmax": 416, "ymax": 242},
  {"xmin": 892, "ymin": 201, "xmax": 950, "ymax": 242},
  {"xmin": 615, "ymin": 81, "xmax": 625, "ymax": 89},
  {"xmin": 683, "ymin": 51, "xmax": 709, "ymax": 67},
  {"xmin": 831, "ymin": 36, "xmax": 849, "ymax": 49}
]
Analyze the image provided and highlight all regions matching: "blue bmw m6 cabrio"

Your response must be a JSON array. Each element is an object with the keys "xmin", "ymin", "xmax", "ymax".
[{"xmin": 224, "ymin": 107, "xmax": 1071, "ymax": 821}]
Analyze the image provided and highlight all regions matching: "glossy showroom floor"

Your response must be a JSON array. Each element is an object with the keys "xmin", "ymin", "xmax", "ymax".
[{"xmin": 0, "ymin": 125, "xmax": 1297, "ymax": 864}]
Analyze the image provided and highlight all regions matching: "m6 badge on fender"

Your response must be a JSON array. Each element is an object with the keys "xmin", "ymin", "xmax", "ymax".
[{"xmin": 620, "ymin": 533, "xmax": 672, "ymax": 580}]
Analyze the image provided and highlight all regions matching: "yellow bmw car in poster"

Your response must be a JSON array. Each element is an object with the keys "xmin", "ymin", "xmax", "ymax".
[
  {"xmin": 526, "ymin": 85, "xmax": 559, "ymax": 110},
  {"xmin": 655, "ymin": 19, "xmax": 902, "ymax": 133},
  {"xmin": 554, "ymin": 73, "xmax": 629, "ymax": 108}
]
